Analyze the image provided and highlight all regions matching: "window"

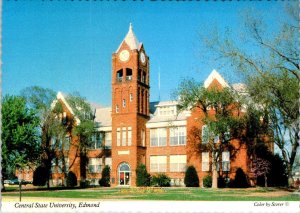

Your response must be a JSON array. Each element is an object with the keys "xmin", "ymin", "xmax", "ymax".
[
  {"xmin": 126, "ymin": 68, "xmax": 132, "ymax": 81},
  {"xmin": 117, "ymin": 128, "xmax": 121, "ymax": 146},
  {"xmin": 88, "ymin": 158, "xmax": 102, "ymax": 173},
  {"xmin": 170, "ymin": 155, "xmax": 187, "ymax": 172},
  {"xmin": 170, "ymin": 126, "xmax": 186, "ymax": 146},
  {"xmin": 150, "ymin": 156, "xmax": 167, "ymax": 172},
  {"xmin": 58, "ymin": 159, "xmax": 63, "ymax": 173},
  {"xmin": 222, "ymin": 151, "xmax": 230, "ymax": 172},
  {"xmin": 65, "ymin": 157, "xmax": 69, "ymax": 173},
  {"xmin": 122, "ymin": 127, "xmax": 126, "ymax": 146},
  {"xmin": 122, "ymin": 99, "xmax": 126, "ymax": 108},
  {"xmin": 150, "ymin": 128, "xmax": 166, "ymax": 147},
  {"xmin": 116, "ymin": 105, "xmax": 119, "ymax": 113},
  {"xmin": 90, "ymin": 132, "xmax": 102, "ymax": 149},
  {"xmin": 51, "ymin": 158, "xmax": 56, "ymax": 173},
  {"xmin": 130, "ymin": 93, "xmax": 133, "ymax": 102},
  {"xmin": 141, "ymin": 129, "xmax": 145, "ymax": 147},
  {"xmin": 63, "ymin": 136, "xmax": 70, "ymax": 150},
  {"xmin": 202, "ymin": 152, "xmax": 209, "ymax": 171},
  {"xmin": 116, "ymin": 69, "xmax": 123, "ymax": 82},
  {"xmin": 159, "ymin": 106, "xmax": 176, "ymax": 116},
  {"xmin": 105, "ymin": 132, "xmax": 112, "ymax": 149},
  {"xmin": 128, "ymin": 127, "xmax": 132, "ymax": 146},
  {"xmin": 202, "ymin": 125, "xmax": 209, "ymax": 144},
  {"xmin": 105, "ymin": 157, "xmax": 112, "ymax": 168}
]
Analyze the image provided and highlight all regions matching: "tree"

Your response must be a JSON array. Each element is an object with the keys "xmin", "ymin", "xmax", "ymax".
[
  {"xmin": 66, "ymin": 171, "xmax": 77, "ymax": 187},
  {"xmin": 184, "ymin": 166, "xmax": 199, "ymax": 187},
  {"xmin": 175, "ymin": 81, "xmax": 244, "ymax": 188},
  {"xmin": 99, "ymin": 166, "xmax": 110, "ymax": 187},
  {"xmin": 251, "ymin": 158, "xmax": 271, "ymax": 187},
  {"xmin": 66, "ymin": 92, "xmax": 95, "ymax": 188},
  {"xmin": 200, "ymin": 4, "xmax": 299, "ymax": 187},
  {"xmin": 21, "ymin": 86, "xmax": 67, "ymax": 188},
  {"xmin": 32, "ymin": 166, "xmax": 48, "ymax": 186},
  {"xmin": 1, "ymin": 95, "xmax": 40, "ymax": 190},
  {"xmin": 136, "ymin": 164, "xmax": 151, "ymax": 187}
]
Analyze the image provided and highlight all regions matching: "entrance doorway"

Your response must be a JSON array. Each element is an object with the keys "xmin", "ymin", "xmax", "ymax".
[{"xmin": 118, "ymin": 163, "xmax": 130, "ymax": 186}]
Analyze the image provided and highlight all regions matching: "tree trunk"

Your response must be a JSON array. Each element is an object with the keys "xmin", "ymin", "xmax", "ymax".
[
  {"xmin": 287, "ymin": 166, "xmax": 294, "ymax": 188},
  {"xmin": 264, "ymin": 174, "xmax": 267, "ymax": 187},
  {"xmin": 212, "ymin": 162, "xmax": 218, "ymax": 189}
]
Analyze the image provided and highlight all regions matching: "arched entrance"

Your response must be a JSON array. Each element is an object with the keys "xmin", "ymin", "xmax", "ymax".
[{"xmin": 118, "ymin": 162, "xmax": 131, "ymax": 186}]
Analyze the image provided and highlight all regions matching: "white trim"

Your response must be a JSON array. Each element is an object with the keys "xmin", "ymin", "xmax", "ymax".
[
  {"xmin": 98, "ymin": 126, "xmax": 112, "ymax": 131},
  {"xmin": 56, "ymin": 92, "xmax": 81, "ymax": 124},
  {"xmin": 204, "ymin": 69, "xmax": 229, "ymax": 88},
  {"xmin": 118, "ymin": 150, "xmax": 130, "ymax": 155},
  {"xmin": 146, "ymin": 120, "xmax": 186, "ymax": 128}
]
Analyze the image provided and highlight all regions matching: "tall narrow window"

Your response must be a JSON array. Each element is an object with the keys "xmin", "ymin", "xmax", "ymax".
[
  {"xmin": 222, "ymin": 151, "xmax": 230, "ymax": 171},
  {"xmin": 141, "ymin": 129, "xmax": 145, "ymax": 147},
  {"xmin": 105, "ymin": 132, "xmax": 112, "ymax": 149},
  {"xmin": 122, "ymin": 127, "xmax": 126, "ymax": 146},
  {"xmin": 116, "ymin": 69, "xmax": 123, "ymax": 82},
  {"xmin": 202, "ymin": 152, "xmax": 209, "ymax": 171},
  {"xmin": 130, "ymin": 93, "xmax": 133, "ymax": 102},
  {"xmin": 122, "ymin": 99, "xmax": 126, "ymax": 108},
  {"xmin": 117, "ymin": 128, "xmax": 121, "ymax": 146},
  {"xmin": 116, "ymin": 105, "xmax": 119, "ymax": 113},
  {"xmin": 202, "ymin": 125, "xmax": 209, "ymax": 144},
  {"xmin": 128, "ymin": 127, "xmax": 132, "ymax": 146},
  {"xmin": 126, "ymin": 68, "xmax": 132, "ymax": 81}
]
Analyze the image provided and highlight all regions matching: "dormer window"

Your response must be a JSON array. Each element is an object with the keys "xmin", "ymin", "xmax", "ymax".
[
  {"xmin": 117, "ymin": 69, "xmax": 123, "ymax": 82},
  {"xmin": 126, "ymin": 68, "xmax": 132, "ymax": 81}
]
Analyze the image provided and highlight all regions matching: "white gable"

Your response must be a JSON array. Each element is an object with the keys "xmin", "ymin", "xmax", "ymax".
[
  {"xmin": 204, "ymin": 69, "xmax": 229, "ymax": 88},
  {"xmin": 116, "ymin": 23, "xmax": 141, "ymax": 53},
  {"xmin": 56, "ymin": 92, "xmax": 80, "ymax": 124}
]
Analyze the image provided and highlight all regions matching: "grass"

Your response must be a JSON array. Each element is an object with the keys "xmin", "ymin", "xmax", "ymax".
[{"xmin": 2, "ymin": 187, "xmax": 299, "ymax": 201}]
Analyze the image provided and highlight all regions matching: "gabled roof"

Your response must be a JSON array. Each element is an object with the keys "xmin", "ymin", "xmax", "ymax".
[
  {"xmin": 204, "ymin": 69, "xmax": 230, "ymax": 88},
  {"xmin": 116, "ymin": 23, "xmax": 142, "ymax": 53},
  {"xmin": 56, "ymin": 92, "xmax": 81, "ymax": 124}
]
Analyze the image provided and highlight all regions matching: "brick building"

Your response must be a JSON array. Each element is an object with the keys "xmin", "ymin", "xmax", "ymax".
[{"xmin": 49, "ymin": 24, "xmax": 266, "ymax": 187}]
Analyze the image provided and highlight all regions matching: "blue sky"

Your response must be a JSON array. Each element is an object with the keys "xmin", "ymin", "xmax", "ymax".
[{"xmin": 3, "ymin": 1, "xmax": 292, "ymax": 106}]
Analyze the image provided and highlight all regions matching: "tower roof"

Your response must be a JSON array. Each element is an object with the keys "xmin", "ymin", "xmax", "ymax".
[{"xmin": 116, "ymin": 23, "xmax": 142, "ymax": 52}]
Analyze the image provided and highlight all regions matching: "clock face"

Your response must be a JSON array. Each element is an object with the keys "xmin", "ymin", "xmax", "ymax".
[
  {"xmin": 140, "ymin": 52, "xmax": 146, "ymax": 64},
  {"xmin": 119, "ymin": 50, "xmax": 130, "ymax": 62}
]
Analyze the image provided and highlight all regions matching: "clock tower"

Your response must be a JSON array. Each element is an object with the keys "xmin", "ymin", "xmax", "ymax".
[{"xmin": 111, "ymin": 24, "xmax": 150, "ymax": 186}]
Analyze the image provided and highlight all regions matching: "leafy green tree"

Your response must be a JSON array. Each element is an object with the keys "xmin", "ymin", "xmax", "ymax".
[
  {"xmin": 200, "ymin": 4, "xmax": 299, "ymax": 187},
  {"xmin": 1, "ymin": 95, "xmax": 40, "ymax": 190},
  {"xmin": 66, "ymin": 92, "xmax": 95, "ymax": 188},
  {"xmin": 32, "ymin": 166, "xmax": 48, "ymax": 186},
  {"xmin": 136, "ymin": 164, "xmax": 151, "ymax": 187},
  {"xmin": 21, "ymin": 86, "xmax": 66, "ymax": 188},
  {"xmin": 175, "ymin": 81, "xmax": 244, "ymax": 188},
  {"xmin": 184, "ymin": 166, "xmax": 199, "ymax": 187},
  {"xmin": 99, "ymin": 165, "xmax": 111, "ymax": 187}
]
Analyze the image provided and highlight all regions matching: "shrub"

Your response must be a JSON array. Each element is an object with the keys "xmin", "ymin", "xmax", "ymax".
[
  {"xmin": 99, "ymin": 165, "xmax": 110, "ymax": 187},
  {"xmin": 231, "ymin": 168, "xmax": 249, "ymax": 188},
  {"xmin": 151, "ymin": 174, "xmax": 171, "ymax": 187},
  {"xmin": 136, "ymin": 164, "xmax": 151, "ymax": 186},
  {"xmin": 203, "ymin": 175, "xmax": 212, "ymax": 188},
  {"xmin": 66, "ymin": 171, "xmax": 77, "ymax": 187},
  {"xmin": 33, "ymin": 166, "xmax": 48, "ymax": 186},
  {"xmin": 217, "ymin": 176, "xmax": 226, "ymax": 188},
  {"xmin": 184, "ymin": 166, "xmax": 199, "ymax": 187}
]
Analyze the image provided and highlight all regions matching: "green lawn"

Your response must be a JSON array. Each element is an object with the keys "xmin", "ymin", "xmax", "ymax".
[{"xmin": 2, "ymin": 187, "xmax": 299, "ymax": 201}]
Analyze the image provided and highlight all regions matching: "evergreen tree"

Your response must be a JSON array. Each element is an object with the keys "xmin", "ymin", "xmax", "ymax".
[
  {"xmin": 99, "ymin": 166, "xmax": 110, "ymax": 187},
  {"xmin": 136, "ymin": 164, "xmax": 151, "ymax": 186},
  {"xmin": 184, "ymin": 166, "xmax": 199, "ymax": 187}
]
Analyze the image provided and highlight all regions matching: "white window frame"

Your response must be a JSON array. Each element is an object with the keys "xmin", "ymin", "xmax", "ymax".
[
  {"xmin": 222, "ymin": 151, "xmax": 230, "ymax": 172},
  {"xmin": 170, "ymin": 126, "xmax": 186, "ymax": 146},
  {"xmin": 88, "ymin": 158, "xmax": 102, "ymax": 173},
  {"xmin": 128, "ymin": 127, "xmax": 132, "ymax": 146},
  {"xmin": 150, "ymin": 128, "xmax": 167, "ymax": 147},
  {"xmin": 170, "ymin": 155, "xmax": 187, "ymax": 172},
  {"xmin": 122, "ymin": 127, "xmax": 126, "ymax": 146},
  {"xmin": 150, "ymin": 156, "xmax": 167, "ymax": 172},
  {"xmin": 202, "ymin": 152, "xmax": 210, "ymax": 171},
  {"xmin": 105, "ymin": 132, "xmax": 112, "ymax": 149},
  {"xmin": 117, "ymin": 128, "xmax": 121, "ymax": 146}
]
